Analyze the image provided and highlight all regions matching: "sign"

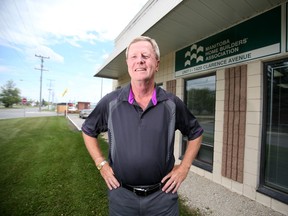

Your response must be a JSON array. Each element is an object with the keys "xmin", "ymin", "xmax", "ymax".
[
  {"xmin": 175, "ymin": 6, "xmax": 281, "ymax": 77},
  {"xmin": 22, "ymin": 98, "xmax": 27, "ymax": 104}
]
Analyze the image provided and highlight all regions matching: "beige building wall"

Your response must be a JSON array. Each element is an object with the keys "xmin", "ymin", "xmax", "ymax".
[{"xmin": 189, "ymin": 60, "xmax": 287, "ymax": 213}]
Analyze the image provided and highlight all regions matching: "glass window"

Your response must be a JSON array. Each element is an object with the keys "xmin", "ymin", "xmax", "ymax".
[
  {"xmin": 156, "ymin": 82, "xmax": 163, "ymax": 88},
  {"xmin": 183, "ymin": 75, "xmax": 216, "ymax": 171},
  {"xmin": 260, "ymin": 59, "xmax": 288, "ymax": 203}
]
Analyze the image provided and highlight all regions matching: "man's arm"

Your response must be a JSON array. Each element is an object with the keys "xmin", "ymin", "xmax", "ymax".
[
  {"xmin": 161, "ymin": 135, "xmax": 202, "ymax": 193},
  {"xmin": 82, "ymin": 132, "xmax": 120, "ymax": 190}
]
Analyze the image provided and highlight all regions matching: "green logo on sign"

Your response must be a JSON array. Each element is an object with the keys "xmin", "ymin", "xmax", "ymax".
[{"xmin": 184, "ymin": 44, "xmax": 204, "ymax": 67}]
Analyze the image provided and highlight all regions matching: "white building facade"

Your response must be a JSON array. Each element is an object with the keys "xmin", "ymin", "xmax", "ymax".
[{"xmin": 96, "ymin": 0, "xmax": 288, "ymax": 214}]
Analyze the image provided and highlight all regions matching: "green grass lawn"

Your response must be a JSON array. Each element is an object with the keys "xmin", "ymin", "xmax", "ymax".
[{"xmin": 0, "ymin": 116, "xmax": 199, "ymax": 216}]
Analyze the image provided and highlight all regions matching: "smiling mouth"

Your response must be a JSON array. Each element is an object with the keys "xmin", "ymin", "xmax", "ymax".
[{"xmin": 135, "ymin": 68, "xmax": 146, "ymax": 72}]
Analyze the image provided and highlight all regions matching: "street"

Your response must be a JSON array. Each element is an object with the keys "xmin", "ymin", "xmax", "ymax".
[
  {"xmin": 0, "ymin": 107, "xmax": 86, "ymax": 130},
  {"xmin": 0, "ymin": 107, "xmax": 59, "ymax": 119}
]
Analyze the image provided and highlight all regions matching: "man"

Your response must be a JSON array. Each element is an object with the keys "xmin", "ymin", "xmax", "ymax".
[{"xmin": 82, "ymin": 36, "xmax": 203, "ymax": 215}]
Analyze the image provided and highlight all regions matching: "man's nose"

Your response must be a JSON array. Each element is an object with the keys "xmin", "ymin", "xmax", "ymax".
[{"xmin": 137, "ymin": 56, "xmax": 145, "ymax": 63}]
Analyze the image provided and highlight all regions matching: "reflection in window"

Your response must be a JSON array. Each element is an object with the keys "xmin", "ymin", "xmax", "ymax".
[{"xmin": 184, "ymin": 75, "xmax": 216, "ymax": 171}]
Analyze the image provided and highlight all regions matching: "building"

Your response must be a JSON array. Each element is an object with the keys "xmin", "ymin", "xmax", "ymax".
[
  {"xmin": 56, "ymin": 103, "xmax": 67, "ymax": 114},
  {"xmin": 77, "ymin": 102, "xmax": 91, "ymax": 111},
  {"xmin": 95, "ymin": 0, "xmax": 288, "ymax": 214}
]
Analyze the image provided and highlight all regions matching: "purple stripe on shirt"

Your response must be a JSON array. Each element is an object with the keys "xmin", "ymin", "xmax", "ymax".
[
  {"xmin": 128, "ymin": 87, "xmax": 157, "ymax": 106},
  {"xmin": 128, "ymin": 88, "xmax": 134, "ymax": 104}
]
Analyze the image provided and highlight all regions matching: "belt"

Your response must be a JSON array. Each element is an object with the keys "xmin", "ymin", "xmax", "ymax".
[{"xmin": 121, "ymin": 182, "xmax": 163, "ymax": 196}]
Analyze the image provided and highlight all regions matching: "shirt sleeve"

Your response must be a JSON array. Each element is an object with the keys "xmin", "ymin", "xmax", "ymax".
[{"xmin": 81, "ymin": 96, "xmax": 109, "ymax": 138}]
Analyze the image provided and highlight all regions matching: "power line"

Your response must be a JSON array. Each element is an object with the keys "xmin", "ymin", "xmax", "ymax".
[{"xmin": 35, "ymin": 54, "xmax": 49, "ymax": 112}]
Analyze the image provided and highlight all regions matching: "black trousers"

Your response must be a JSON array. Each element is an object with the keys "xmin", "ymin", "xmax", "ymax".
[{"xmin": 108, "ymin": 187, "xmax": 179, "ymax": 216}]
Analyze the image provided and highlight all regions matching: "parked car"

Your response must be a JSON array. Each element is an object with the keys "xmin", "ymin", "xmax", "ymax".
[
  {"xmin": 68, "ymin": 106, "xmax": 78, "ymax": 113},
  {"xmin": 79, "ymin": 109, "xmax": 93, "ymax": 119}
]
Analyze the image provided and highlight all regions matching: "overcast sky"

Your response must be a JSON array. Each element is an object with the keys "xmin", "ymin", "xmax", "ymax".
[{"xmin": 0, "ymin": 0, "xmax": 148, "ymax": 104}]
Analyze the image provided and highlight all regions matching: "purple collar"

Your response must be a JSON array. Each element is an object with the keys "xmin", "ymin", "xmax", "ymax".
[{"xmin": 128, "ymin": 87, "xmax": 157, "ymax": 106}]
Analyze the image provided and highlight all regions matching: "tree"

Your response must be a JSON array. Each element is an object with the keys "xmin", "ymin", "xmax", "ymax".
[
  {"xmin": 187, "ymin": 88, "xmax": 215, "ymax": 115},
  {"xmin": 41, "ymin": 99, "xmax": 48, "ymax": 107},
  {"xmin": 0, "ymin": 80, "xmax": 21, "ymax": 108}
]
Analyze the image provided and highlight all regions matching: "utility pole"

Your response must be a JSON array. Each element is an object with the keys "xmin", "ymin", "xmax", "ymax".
[
  {"xmin": 47, "ymin": 79, "xmax": 55, "ymax": 110},
  {"xmin": 35, "ymin": 54, "xmax": 49, "ymax": 112}
]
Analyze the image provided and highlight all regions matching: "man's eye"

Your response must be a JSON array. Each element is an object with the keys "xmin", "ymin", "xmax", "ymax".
[
  {"xmin": 142, "ymin": 55, "xmax": 150, "ymax": 59},
  {"xmin": 129, "ymin": 56, "xmax": 136, "ymax": 60}
]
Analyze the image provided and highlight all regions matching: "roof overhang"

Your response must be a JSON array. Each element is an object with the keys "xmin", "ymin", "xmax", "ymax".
[{"xmin": 95, "ymin": 0, "xmax": 286, "ymax": 79}]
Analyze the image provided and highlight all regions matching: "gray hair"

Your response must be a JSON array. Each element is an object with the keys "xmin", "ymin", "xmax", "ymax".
[{"xmin": 125, "ymin": 36, "xmax": 160, "ymax": 60}]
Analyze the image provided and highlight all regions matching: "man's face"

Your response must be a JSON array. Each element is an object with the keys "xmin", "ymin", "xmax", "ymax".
[{"xmin": 126, "ymin": 41, "xmax": 159, "ymax": 82}]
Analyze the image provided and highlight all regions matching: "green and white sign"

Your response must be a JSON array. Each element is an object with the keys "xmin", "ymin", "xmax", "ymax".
[{"xmin": 175, "ymin": 6, "xmax": 281, "ymax": 77}]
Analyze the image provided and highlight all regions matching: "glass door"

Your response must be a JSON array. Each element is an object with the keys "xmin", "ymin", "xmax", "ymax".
[{"xmin": 261, "ymin": 59, "xmax": 288, "ymax": 203}]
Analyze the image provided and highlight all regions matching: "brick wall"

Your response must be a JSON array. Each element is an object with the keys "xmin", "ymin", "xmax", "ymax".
[
  {"xmin": 222, "ymin": 65, "xmax": 247, "ymax": 183},
  {"xmin": 166, "ymin": 80, "xmax": 176, "ymax": 95}
]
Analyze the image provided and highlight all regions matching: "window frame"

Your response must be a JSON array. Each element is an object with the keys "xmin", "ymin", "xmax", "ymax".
[
  {"xmin": 181, "ymin": 72, "xmax": 216, "ymax": 172},
  {"xmin": 257, "ymin": 58, "xmax": 288, "ymax": 204}
]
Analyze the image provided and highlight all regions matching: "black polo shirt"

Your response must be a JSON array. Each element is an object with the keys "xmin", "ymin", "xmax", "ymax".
[{"xmin": 82, "ymin": 84, "xmax": 203, "ymax": 185}]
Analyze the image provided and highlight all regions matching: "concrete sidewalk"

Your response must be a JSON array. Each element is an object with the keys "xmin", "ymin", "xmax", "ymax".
[
  {"xmin": 66, "ymin": 114, "xmax": 85, "ymax": 131},
  {"xmin": 179, "ymin": 172, "xmax": 285, "ymax": 216}
]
